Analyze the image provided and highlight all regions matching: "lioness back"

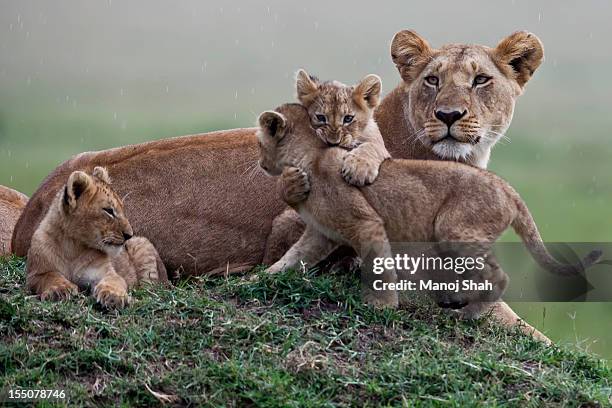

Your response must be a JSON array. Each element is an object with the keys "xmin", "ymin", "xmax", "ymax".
[{"xmin": 13, "ymin": 129, "xmax": 289, "ymax": 276}]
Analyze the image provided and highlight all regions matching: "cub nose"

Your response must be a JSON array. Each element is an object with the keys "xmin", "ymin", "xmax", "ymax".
[
  {"xmin": 123, "ymin": 232, "xmax": 133, "ymax": 241},
  {"xmin": 435, "ymin": 109, "xmax": 467, "ymax": 127}
]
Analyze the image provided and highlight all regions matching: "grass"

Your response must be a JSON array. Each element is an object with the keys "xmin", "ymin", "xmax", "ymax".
[{"xmin": 0, "ymin": 256, "xmax": 610, "ymax": 407}]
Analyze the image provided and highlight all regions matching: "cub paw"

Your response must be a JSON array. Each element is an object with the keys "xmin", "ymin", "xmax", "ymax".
[
  {"xmin": 362, "ymin": 289, "xmax": 399, "ymax": 309},
  {"xmin": 93, "ymin": 282, "xmax": 130, "ymax": 309},
  {"xmin": 341, "ymin": 153, "xmax": 379, "ymax": 186},
  {"xmin": 40, "ymin": 281, "xmax": 78, "ymax": 301},
  {"xmin": 280, "ymin": 166, "xmax": 310, "ymax": 206}
]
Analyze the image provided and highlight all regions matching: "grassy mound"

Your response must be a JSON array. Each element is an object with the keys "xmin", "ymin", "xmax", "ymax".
[{"xmin": 0, "ymin": 256, "xmax": 610, "ymax": 406}]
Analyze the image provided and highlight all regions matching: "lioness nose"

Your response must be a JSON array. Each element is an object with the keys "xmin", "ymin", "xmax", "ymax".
[
  {"xmin": 123, "ymin": 232, "xmax": 133, "ymax": 241},
  {"xmin": 435, "ymin": 109, "xmax": 467, "ymax": 127}
]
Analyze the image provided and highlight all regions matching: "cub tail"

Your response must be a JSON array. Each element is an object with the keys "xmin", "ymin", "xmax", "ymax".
[{"xmin": 511, "ymin": 197, "xmax": 602, "ymax": 276}]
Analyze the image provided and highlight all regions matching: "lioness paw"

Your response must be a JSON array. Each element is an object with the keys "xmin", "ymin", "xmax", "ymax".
[
  {"xmin": 342, "ymin": 153, "xmax": 379, "ymax": 187},
  {"xmin": 93, "ymin": 282, "xmax": 130, "ymax": 309},
  {"xmin": 280, "ymin": 166, "xmax": 310, "ymax": 206},
  {"xmin": 40, "ymin": 281, "xmax": 78, "ymax": 301}
]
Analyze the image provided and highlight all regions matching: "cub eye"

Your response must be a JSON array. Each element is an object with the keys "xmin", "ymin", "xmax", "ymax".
[
  {"xmin": 343, "ymin": 115, "xmax": 355, "ymax": 124},
  {"xmin": 103, "ymin": 207, "xmax": 115, "ymax": 217},
  {"xmin": 424, "ymin": 76, "xmax": 439, "ymax": 86},
  {"xmin": 315, "ymin": 114, "xmax": 327, "ymax": 123},
  {"xmin": 473, "ymin": 75, "xmax": 491, "ymax": 86}
]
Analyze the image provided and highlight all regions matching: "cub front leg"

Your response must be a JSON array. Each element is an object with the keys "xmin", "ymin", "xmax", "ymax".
[
  {"xmin": 89, "ymin": 262, "xmax": 130, "ymax": 309},
  {"xmin": 27, "ymin": 270, "xmax": 78, "ymax": 301},
  {"xmin": 124, "ymin": 236, "xmax": 169, "ymax": 284},
  {"xmin": 266, "ymin": 224, "xmax": 338, "ymax": 275},
  {"xmin": 278, "ymin": 166, "xmax": 310, "ymax": 207},
  {"xmin": 341, "ymin": 142, "xmax": 390, "ymax": 187}
]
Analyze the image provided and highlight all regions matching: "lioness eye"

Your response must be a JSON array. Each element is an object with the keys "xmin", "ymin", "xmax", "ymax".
[
  {"xmin": 424, "ymin": 76, "xmax": 439, "ymax": 86},
  {"xmin": 473, "ymin": 75, "xmax": 491, "ymax": 86},
  {"xmin": 103, "ymin": 207, "xmax": 115, "ymax": 217},
  {"xmin": 343, "ymin": 115, "xmax": 354, "ymax": 124},
  {"xmin": 315, "ymin": 114, "xmax": 327, "ymax": 123}
]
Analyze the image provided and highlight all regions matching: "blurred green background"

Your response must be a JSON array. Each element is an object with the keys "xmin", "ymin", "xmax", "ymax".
[{"xmin": 1, "ymin": 1, "xmax": 611, "ymax": 359}]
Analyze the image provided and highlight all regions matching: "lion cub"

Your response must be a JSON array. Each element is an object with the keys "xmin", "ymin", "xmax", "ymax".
[
  {"xmin": 26, "ymin": 167, "xmax": 168, "ymax": 308},
  {"xmin": 257, "ymin": 104, "xmax": 601, "ymax": 317},
  {"xmin": 279, "ymin": 70, "xmax": 391, "ymax": 204}
]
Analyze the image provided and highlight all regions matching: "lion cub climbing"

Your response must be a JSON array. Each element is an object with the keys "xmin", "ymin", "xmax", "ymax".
[
  {"xmin": 279, "ymin": 70, "xmax": 391, "ymax": 204},
  {"xmin": 26, "ymin": 167, "xmax": 168, "ymax": 308},
  {"xmin": 257, "ymin": 104, "xmax": 601, "ymax": 316}
]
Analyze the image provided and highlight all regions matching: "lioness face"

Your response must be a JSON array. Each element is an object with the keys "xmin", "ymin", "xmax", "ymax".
[
  {"xmin": 391, "ymin": 30, "xmax": 543, "ymax": 164},
  {"xmin": 61, "ymin": 167, "xmax": 134, "ymax": 254}
]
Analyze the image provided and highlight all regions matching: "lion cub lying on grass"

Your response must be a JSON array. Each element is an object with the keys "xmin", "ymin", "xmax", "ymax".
[
  {"xmin": 26, "ymin": 167, "xmax": 168, "ymax": 308},
  {"xmin": 257, "ymin": 103, "xmax": 601, "ymax": 317}
]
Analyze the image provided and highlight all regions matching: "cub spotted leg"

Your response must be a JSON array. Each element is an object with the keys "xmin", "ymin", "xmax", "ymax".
[
  {"xmin": 124, "ymin": 236, "xmax": 169, "ymax": 284},
  {"xmin": 88, "ymin": 261, "xmax": 130, "ymax": 309},
  {"xmin": 27, "ymin": 270, "xmax": 78, "ymax": 301},
  {"xmin": 434, "ymin": 214, "xmax": 551, "ymax": 343},
  {"xmin": 262, "ymin": 208, "xmax": 306, "ymax": 266},
  {"xmin": 265, "ymin": 224, "xmax": 338, "ymax": 275}
]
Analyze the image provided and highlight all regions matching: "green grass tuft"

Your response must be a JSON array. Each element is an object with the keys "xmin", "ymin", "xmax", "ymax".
[{"xmin": 0, "ymin": 256, "xmax": 610, "ymax": 406}]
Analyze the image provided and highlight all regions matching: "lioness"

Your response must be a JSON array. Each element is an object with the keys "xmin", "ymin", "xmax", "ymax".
[
  {"xmin": 378, "ymin": 30, "xmax": 543, "ymax": 168},
  {"xmin": 257, "ymin": 104, "xmax": 599, "ymax": 336},
  {"xmin": 12, "ymin": 31, "xmax": 543, "ymax": 334},
  {"xmin": 26, "ymin": 167, "xmax": 168, "ymax": 308},
  {"xmin": 0, "ymin": 185, "xmax": 28, "ymax": 256}
]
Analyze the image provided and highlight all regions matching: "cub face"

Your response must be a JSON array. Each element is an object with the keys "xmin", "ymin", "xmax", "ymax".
[
  {"xmin": 391, "ymin": 30, "xmax": 543, "ymax": 161},
  {"xmin": 61, "ymin": 166, "xmax": 133, "ymax": 254},
  {"xmin": 295, "ymin": 69, "xmax": 381, "ymax": 147}
]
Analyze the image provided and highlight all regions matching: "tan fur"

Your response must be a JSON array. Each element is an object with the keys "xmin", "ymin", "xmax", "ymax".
[
  {"xmin": 12, "ymin": 31, "xmax": 546, "ymax": 339},
  {"xmin": 26, "ymin": 167, "xmax": 168, "ymax": 308},
  {"xmin": 292, "ymin": 70, "xmax": 390, "ymax": 188},
  {"xmin": 379, "ymin": 30, "xmax": 544, "ymax": 168},
  {"xmin": 258, "ymin": 104, "xmax": 599, "ymax": 343},
  {"xmin": 0, "ymin": 186, "xmax": 28, "ymax": 256}
]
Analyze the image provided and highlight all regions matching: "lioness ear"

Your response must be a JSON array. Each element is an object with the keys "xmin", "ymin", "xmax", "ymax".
[
  {"xmin": 353, "ymin": 74, "xmax": 382, "ymax": 110},
  {"xmin": 258, "ymin": 111, "xmax": 287, "ymax": 139},
  {"xmin": 493, "ymin": 31, "xmax": 544, "ymax": 88},
  {"xmin": 92, "ymin": 166, "xmax": 111, "ymax": 184},
  {"xmin": 390, "ymin": 30, "xmax": 433, "ymax": 83},
  {"xmin": 63, "ymin": 171, "xmax": 92, "ymax": 209},
  {"xmin": 295, "ymin": 69, "xmax": 320, "ymax": 105}
]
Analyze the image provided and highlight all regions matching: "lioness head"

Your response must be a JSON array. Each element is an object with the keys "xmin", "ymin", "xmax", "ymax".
[
  {"xmin": 391, "ymin": 30, "xmax": 543, "ymax": 166},
  {"xmin": 61, "ymin": 166, "xmax": 133, "ymax": 254},
  {"xmin": 295, "ymin": 69, "xmax": 381, "ymax": 147}
]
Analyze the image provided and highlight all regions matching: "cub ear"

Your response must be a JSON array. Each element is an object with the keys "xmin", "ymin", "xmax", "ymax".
[
  {"xmin": 63, "ymin": 171, "xmax": 93, "ymax": 209},
  {"xmin": 92, "ymin": 166, "xmax": 111, "ymax": 184},
  {"xmin": 493, "ymin": 31, "xmax": 544, "ymax": 88},
  {"xmin": 353, "ymin": 74, "xmax": 382, "ymax": 110},
  {"xmin": 295, "ymin": 69, "xmax": 320, "ymax": 105},
  {"xmin": 390, "ymin": 30, "xmax": 433, "ymax": 83},
  {"xmin": 258, "ymin": 111, "xmax": 287, "ymax": 139}
]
